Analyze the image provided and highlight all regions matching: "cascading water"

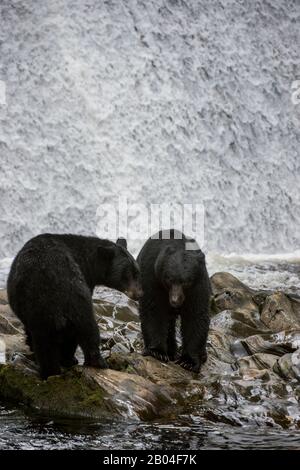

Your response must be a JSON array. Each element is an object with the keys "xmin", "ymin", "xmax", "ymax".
[{"xmin": 0, "ymin": 0, "xmax": 299, "ymax": 263}]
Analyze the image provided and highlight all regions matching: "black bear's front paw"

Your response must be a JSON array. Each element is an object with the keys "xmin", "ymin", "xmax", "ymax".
[
  {"xmin": 143, "ymin": 348, "xmax": 169, "ymax": 363},
  {"xmin": 175, "ymin": 355, "xmax": 202, "ymax": 373},
  {"xmin": 167, "ymin": 353, "xmax": 176, "ymax": 362}
]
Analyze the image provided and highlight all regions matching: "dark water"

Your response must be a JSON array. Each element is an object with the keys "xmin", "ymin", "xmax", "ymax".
[{"xmin": 1, "ymin": 405, "xmax": 300, "ymax": 450}]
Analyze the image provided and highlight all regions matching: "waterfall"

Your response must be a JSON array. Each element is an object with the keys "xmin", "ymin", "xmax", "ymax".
[{"xmin": 0, "ymin": 0, "xmax": 299, "ymax": 259}]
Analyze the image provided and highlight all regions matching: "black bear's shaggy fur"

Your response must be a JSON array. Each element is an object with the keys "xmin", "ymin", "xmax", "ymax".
[
  {"xmin": 137, "ymin": 229, "xmax": 211, "ymax": 373},
  {"xmin": 7, "ymin": 234, "xmax": 142, "ymax": 380}
]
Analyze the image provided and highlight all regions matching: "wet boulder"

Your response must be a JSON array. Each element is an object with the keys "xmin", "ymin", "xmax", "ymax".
[
  {"xmin": 211, "ymin": 309, "xmax": 268, "ymax": 338},
  {"xmin": 260, "ymin": 292, "xmax": 300, "ymax": 332},
  {"xmin": 273, "ymin": 349, "xmax": 300, "ymax": 382},
  {"xmin": 231, "ymin": 330, "xmax": 300, "ymax": 358},
  {"xmin": 210, "ymin": 272, "xmax": 259, "ymax": 315},
  {"xmin": 210, "ymin": 272, "xmax": 253, "ymax": 294}
]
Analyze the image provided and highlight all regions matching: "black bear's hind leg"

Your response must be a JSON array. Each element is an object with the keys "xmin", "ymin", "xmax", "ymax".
[
  {"xmin": 199, "ymin": 346, "xmax": 208, "ymax": 365},
  {"xmin": 83, "ymin": 346, "xmax": 108, "ymax": 369},
  {"xmin": 176, "ymin": 294, "xmax": 210, "ymax": 373},
  {"xmin": 76, "ymin": 305, "xmax": 108, "ymax": 369},
  {"xmin": 140, "ymin": 293, "xmax": 170, "ymax": 363},
  {"xmin": 60, "ymin": 334, "xmax": 78, "ymax": 368},
  {"xmin": 32, "ymin": 332, "xmax": 61, "ymax": 380},
  {"xmin": 142, "ymin": 348, "xmax": 169, "ymax": 362},
  {"xmin": 167, "ymin": 316, "xmax": 177, "ymax": 361}
]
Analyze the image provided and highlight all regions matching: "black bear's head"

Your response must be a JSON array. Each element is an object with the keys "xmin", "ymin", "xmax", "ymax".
[
  {"xmin": 98, "ymin": 238, "xmax": 143, "ymax": 301},
  {"xmin": 155, "ymin": 246, "xmax": 205, "ymax": 308}
]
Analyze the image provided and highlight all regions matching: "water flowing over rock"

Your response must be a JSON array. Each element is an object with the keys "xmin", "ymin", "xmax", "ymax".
[{"xmin": 0, "ymin": 273, "xmax": 300, "ymax": 428}]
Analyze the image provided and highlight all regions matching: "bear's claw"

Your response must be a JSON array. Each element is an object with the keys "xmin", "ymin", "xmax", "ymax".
[
  {"xmin": 143, "ymin": 348, "xmax": 169, "ymax": 363},
  {"xmin": 175, "ymin": 357, "xmax": 200, "ymax": 373}
]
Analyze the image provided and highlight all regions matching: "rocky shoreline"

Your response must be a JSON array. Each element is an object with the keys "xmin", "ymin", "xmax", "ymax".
[{"xmin": 0, "ymin": 273, "xmax": 300, "ymax": 427}]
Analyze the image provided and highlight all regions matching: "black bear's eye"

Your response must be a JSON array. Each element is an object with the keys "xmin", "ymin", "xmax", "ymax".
[{"xmin": 183, "ymin": 282, "xmax": 191, "ymax": 289}]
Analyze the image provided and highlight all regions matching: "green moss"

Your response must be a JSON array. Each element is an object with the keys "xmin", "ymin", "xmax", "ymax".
[
  {"xmin": 210, "ymin": 295, "xmax": 219, "ymax": 316},
  {"xmin": 81, "ymin": 391, "xmax": 105, "ymax": 408},
  {"xmin": 124, "ymin": 364, "xmax": 135, "ymax": 374},
  {"xmin": 0, "ymin": 364, "xmax": 110, "ymax": 419},
  {"xmin": 107, "ymin": 353, "xmax": 139, "ymax": 376},
  {"xmin": 108, "ymin": 353, "xmax": 131, "ymax": 371}
]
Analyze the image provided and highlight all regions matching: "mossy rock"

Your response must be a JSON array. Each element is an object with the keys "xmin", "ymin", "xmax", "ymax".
[
  {"xmin": 0, "ymin": 363, "xmax": 112, "ymax": 419},
  {"xmin": 0, "ymin": 354, "xmax": 182, "ymax": 421}
]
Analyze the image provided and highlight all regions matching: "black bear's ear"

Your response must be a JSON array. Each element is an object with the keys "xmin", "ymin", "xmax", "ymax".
[
  {"xmin": 98, "ymin": 243, "xmax": 115, "ymax": 260},
  {"xmin": 165, "ymin": 246, "xmax": 175, "ymax": 255},
  {"xmin": 194, "ymin": 250, "xmax": 205, "ymax": 265},
  {"xmin": 196, "ymin": 250, "xmax": 205, "ymax": 260},
  {"xmin": 116, "ymin": 237, "xmax": 127, "ymax": 249}
]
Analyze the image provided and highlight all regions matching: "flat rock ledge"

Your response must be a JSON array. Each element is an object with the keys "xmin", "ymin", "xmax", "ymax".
[
  {"xmin": 0, "ymin": 354, "xmax": 197, "ymax": 421},
  {"xmin": 0, "ymin": 286, "xmax": 203, "ymax": 421},
  {"xmin": 0, "ymin": 274, "xmax": 300, "ymax": 427}
]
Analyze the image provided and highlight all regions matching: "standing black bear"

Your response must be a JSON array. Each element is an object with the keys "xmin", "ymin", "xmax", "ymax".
[
  {"xmin": 137, "ymin": 229, "xmax": 210, "ymax": 372},
  {"xmin": 7, "ymin": 234, "xmax": 142, "ymax": 380}
]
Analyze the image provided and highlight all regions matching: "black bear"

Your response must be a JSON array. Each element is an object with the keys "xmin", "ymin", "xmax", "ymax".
[
  {"xmin": 7, "ymin": 234, "xmax": 142, "ymax": 380},
  {"xmin": 137, "ymin": 229, "xmax": 210, "ymax": 372}
]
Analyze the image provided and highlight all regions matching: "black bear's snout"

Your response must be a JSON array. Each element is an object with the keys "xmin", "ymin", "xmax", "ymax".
[
  {"xmin": 125, "ymin": 282, "xmax": 144, "ymax": 301},
  {"xmin": 132, "ymin": 290, "xmax": 144, "ymax": 301},
  {"xmin": 169, "ymin": 298, "xmax": 184, "ymax": 308},
  {"xmin": 169, "ymin": 285, "xmax": 185, "ymax": 308}
]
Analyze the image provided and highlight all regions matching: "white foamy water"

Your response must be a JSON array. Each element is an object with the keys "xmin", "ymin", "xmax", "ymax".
[
  {"xmin": 1, "ymin": 252, "xmax": 299, "ymax": 293},
  {"xmin": 0, "ymin": 258, "xmax": 12, "ymax": 290},
  {"xmin": 207, "ymin": 251, "xmax": 300, "ymax": 293}
]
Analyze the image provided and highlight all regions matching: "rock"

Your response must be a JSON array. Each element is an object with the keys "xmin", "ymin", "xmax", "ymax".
[
  {"xmin": 252, "ymin": 290, "xmax": 272, "ymax": 310},
  {"xmin": 85, "ymin": 367, "xmax": 175, "ymax": 420},
  {"xmin": 0, "ymin": 355, "xmax": 107, "ymax": 418},
  {"xmin": 0, "ymin": 350, "xmax": 202, "ymax": 420},
  {"xmin": 289, "ymin": 295, "xmax": 300, "ymax": 319},
  {"xmin": 232, "ymin": 330, "xmax": 300, "ymax": 358},
  {"xmin": 273, "ymin": 349, "xmax": 300, "ymax": 381},
  {"xmin": 0, "ymin": 304, "xmax": 23, "ymax": 335},
  {"xmin": 210, "ymin": 272, "xmax": 259, "ymax": 315},
  {"xmin": 211, "ymin": 309, "xmax": 268, "ymax": 338},
  {"xmin": 0, "ymin": 357, "xmax": 114, "ymax": 419},
  {"xmin": 210, "ymin": 272, "xmax": 253, "ymax": 294},
  {"xmin": 237, "ymin": 352, "xmax": 278, "ymax": 373},
  {"xmin": 206, "ymin": 329, "xmax": 235, "ymax": 364},
  {"xmin": 93, "ymin": 286, "xmax": 143, "ymax": 354},
  {"xmin": 1, "ymin": 275, "xmax": 300, "ymax": 428},
  {"xmin": 0, "ymin": 333, "xmax": 29, "ymax": 358},
  {"xmin": 261, "ymin": 292, "xmax": 300, "ymax": 332},
  {"xmin": 94, "ymin": 286, "xmax": 139, "ymax": 322},
  {"xmin": 0, "ymin": 289, "xmax": 8, "ymax": 305},
  {"xmin": 212, "ymin": 289, "xmax": 259, "ymax": 315}
]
